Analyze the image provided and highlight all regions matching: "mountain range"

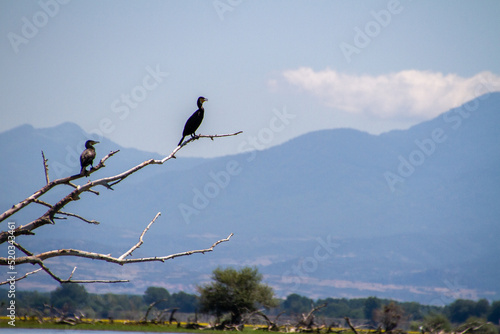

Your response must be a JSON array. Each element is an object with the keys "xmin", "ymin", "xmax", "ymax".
[{"xmin": 1, "ymin": 92, "xmax": 499, "ymax": 304}]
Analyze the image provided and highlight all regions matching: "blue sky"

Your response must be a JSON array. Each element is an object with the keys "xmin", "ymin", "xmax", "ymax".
[{"xmin": 1, "ymin": 0, "xmax": 499, "ymax": 157}]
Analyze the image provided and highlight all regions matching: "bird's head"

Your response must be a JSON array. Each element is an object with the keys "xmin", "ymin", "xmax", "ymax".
[
  {"xmin": 85, "ymin": 140, "xmax": 99, "ymax": 148},
  {"xmin": 197, "ymin": 96, "xmax": 208, "ymax": 108}
]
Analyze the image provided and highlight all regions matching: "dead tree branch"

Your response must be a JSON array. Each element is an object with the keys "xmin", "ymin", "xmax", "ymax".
[
  {"xmin": 0, "ymin": 130, "xmax": 241, "ymax": 284},
  {"xmin": 0, "ymin": 149, "xmax": 119, "ymax": 224},
  {"xmin": 0, "ymin": 209, "xmax": 233, "ymax": 284},
  {"xmin": 118, "ymin": 212, "xmax": 161, "ymax": 260},
  {"xmin": 344, "ymin": 317, "xmax": 359, "ymax": 334},
  {"xmin": 296, "ymin": 303, "xmax": 327, "ymax": 329},
  {"xmin": 0, "ymin": 268, "xmax": 43, "ymax": 285},
  {"xmin": 1, "ymin": 131, "xmax": 241, "ymax": 243},
  {"xmin": 4, "ymin": 232, "xmax": 234, "ymax": 267},
  {"xmin": 41, "ymin": 150, "xmax": 49, "ymax": 185},
  {"xmin": 142, "ymin": 299, "xmax": 167, "ymax": 322}
]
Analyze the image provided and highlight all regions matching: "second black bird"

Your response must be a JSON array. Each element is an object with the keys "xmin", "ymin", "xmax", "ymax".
[
  {"xmin": 178, "ymin": 96, "xmax": 208, "ymax": 146},
  {"xmin": 80, "ymin": 140, "xmax": 99, "ymax": 176}
]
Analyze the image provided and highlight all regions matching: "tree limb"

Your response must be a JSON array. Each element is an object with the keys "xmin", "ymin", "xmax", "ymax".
[
  {"xmin": 118, "ymin": 212, "xmax": 161, "ymax": 260},
  {"xmin": 5, "ymin": 233, "xmax": 234, "ymax": 266},
  {"xmin": 0, "ymin": 225, "xmax": 233, "ymax": 284},
  {"xmin": 0, "ymin": 268, "xmax": 43, "ymax": 285},
  {"xmin": 1, "ymin": 131, "xmax": 241, "ymax": 243},
  {"xmin": 32, "ymin": 199, "xmax": 99, "ymax": 225},
  {"xmin": 0, "ymin": 149, "xmax": 119, "ymax": 224},
  {"xmin": 0, "ymin": 130, "xmax": 240, "ymax": 285},
  {"xmin": 41, "ymin": 150, "xmax": 49, "ymax": 185},
  {"xmin": 344, "ymin": 317, "xmax": 359, "ymax": 334}
]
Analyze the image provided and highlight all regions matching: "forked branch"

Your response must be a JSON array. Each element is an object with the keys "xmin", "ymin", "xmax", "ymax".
[
  {"xmin": 0, "ymin": 131, "xmax": 242, "ymax": 243},
  {"xmin": 0, "ymin": 130, "xmax": 240, "ymax": 285}
]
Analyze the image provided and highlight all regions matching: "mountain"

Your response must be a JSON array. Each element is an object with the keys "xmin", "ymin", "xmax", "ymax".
[{"xmin": 1, "ymin": 92, "xmax": 499, "ymax": 303}]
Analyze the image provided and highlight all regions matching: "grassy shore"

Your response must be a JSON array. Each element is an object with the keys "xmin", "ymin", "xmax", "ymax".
[
  {"xmin": 0, "ymin": 318, "xmax": 231, "ymax": 333},
  {"xmin": 1, "ymin": 318, "xmax": 415, "ymax": 334}
]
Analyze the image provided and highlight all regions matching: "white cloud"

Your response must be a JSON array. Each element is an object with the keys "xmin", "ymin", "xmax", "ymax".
[{"xmin": 279, "ymin": 68, "xmax": 500, "ymax": 119}]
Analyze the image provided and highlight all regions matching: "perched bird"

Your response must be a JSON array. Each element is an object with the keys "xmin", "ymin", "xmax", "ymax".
[
  {"xmin": 178, "ymin": 96, "xmax": 208, "ymax": 146},
  {"xmin": 80, "ymin": 140, "xmax": 99, "ymax": 175}
]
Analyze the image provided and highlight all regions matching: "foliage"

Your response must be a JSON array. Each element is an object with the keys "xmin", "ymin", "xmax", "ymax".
[
  {"xmin": 50, "ymin": 283, "xmax": 89, "ymax": 312},
  {"xmin": 282, "ymin": 293, "xmax": 313, "ymax": 315},
  {"xmin": 315, "ymin": 297, "xmax": 365, "ymax": 319},
  {"xmin": 488, "ymin": 301, "xmax": 500, "ymax": 324},
  {"xmin": 374, "ymin": 301, "xmax": 405, "ymax": 332},
  {"xmin": 144, "ymin": 287, "xmax": 171, "ymax": 310},
  {"xmin": 197, "ymin": 266, "xmax": 278, "ymax": 324},
  {"xmin": 364, "ymin": 296, "xmax": 382, "ymax": 322},
  {"xmin": 422, "ymin": 313, "xmax": 452, "ymax": 333},
  {"xmin": 2, "ymin": 284, "xmax": 500, "ymax": 333},
  {"xmin": 446, "ymin": 299, "xmax": 491, "ymax": 324},
  {"xmin": 454, "ymin": 317, "xmax": 499, "ymax": 334},
  {"xmin": 171, "ymin": 291, "xmax": 199, "ymax": 313}
]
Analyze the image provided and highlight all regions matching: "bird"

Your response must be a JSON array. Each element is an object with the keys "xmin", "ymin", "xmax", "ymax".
[
  {"xmin": 178, "ymin": 96, "xmax": 208, "ymax": 146},
  {"xmin": 80, "ymin": 140, "xmax": 99, "ymax": 176}
]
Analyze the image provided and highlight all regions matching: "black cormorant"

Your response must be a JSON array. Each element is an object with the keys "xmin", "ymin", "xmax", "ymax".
[
  {"xmin": 80, "ymin": 140, "xmax": 99, "ymax": 175},
  {"xmin": 178, "ymin": 96, "xmax": 208, "ymax": 146}
]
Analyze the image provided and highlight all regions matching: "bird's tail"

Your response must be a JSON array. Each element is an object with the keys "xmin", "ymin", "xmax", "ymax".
[{"xmin": 178, "ymin": 136, "xmax": 184, "ymax": 146}]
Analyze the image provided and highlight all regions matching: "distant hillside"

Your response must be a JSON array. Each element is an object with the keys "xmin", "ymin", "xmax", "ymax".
[{"xmin": 1, "ymin": 93, "xmax": 499, "ymax": 303}]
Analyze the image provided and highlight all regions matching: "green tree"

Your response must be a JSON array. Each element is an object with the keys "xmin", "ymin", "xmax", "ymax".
[
  {"xmin": 364, "ymin": 296, "xmax": 382, "ymax": 321},
  {"xmin": 447, "ymin": 299, "xmax": 479, "ymax": 323},
  {"xmin": 422, "ymin": 313, "xmax": 452, "ymax": 333},
  {"xmin": 171, "ymin": 291, "xmax": 198, "ymax": 313},
  {"xmin": 475, "ymin": 299, "xmax": 490, "ymax": 319},
  {"xmin": 487, "ymin": 301, "xmax": 500, "ymax": 325},
  {"xmin": 50, "ymin": 284, "xmax": 88, "ymax": 312},
  {"xmin": 455, "ymin": 317, "xmax": 498, "ymax": 334},
  {"xmin": 143, "ymin": 287, "xmax": 170, "ymax": 310},
  {"xmin": 283, "ymin": 294, "xmax": 313, "ymax": 315},
  {"xmin": 197, "ymin": 266, "xmax": 277, "ymax": 324},
  {"xmin": 374, "ymin": 302, "xmax": 405, "ymax": 332}
]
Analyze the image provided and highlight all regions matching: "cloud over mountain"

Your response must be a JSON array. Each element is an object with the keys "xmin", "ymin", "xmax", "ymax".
[{"xmin": 276, "ymin": 68, "xmax": 500, "ymax": 120}]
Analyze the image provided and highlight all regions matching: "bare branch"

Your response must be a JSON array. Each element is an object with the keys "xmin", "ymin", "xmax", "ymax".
[
  {"xmin": 1, "ymin": 132, "xmax": 241, "ymax": 243},
  {"xmin": 68, "ymin": 266, "xmax": 77, "ymax": 280},
  {"xmin": 1, "ymin": 131, "xmax": 239, "ymax": 285},
  {"xmin": 344, "ymin": 317, "xmax": 359, "ymax": 334},
  {"xmin": 118, "ymin": 212, "xmax": 161, "ymax": 261},
  {"xmin": 0, "ymin": 268, "xmax": 43, "ymax": 285},
  {"xmin": 0, "ymin": 149, "xmax": 119, "ymax": 223},
  {"xmin": 142, "ymin": 298, "xmax": 168, "ymax": 322},
  {"xmin": 57, "ymin": 211, "xmax": 100, "ymax": 225},
  {"xmin": 38, "ymin": 260, "xmax": 128, "ymax": 283},
  {"xmin": 5, "ymin": 233, "xmax": 234, "ymax": 266},
  {"xmin": 41, "ymin": 150, "xmax": 49, "ymax": 184},
  {"xmin": 0, "ymin": 233, "xmax": 232, "ymax": 284},
  {"xmin": 5, "ymin": 242, "xmax": 128, "ymax": 284},
  {"xmin": 67, "ymin": 181, "xmax": 99, "ymax": 195},
  {"xmin": 173, "ymin": 131, "xmax": 243, "ymax": 160}
]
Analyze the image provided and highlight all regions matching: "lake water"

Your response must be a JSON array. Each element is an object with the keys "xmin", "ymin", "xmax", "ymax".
[{"xmin": 1, "ymin": 329, "xmax": 180, "ymax": 334}]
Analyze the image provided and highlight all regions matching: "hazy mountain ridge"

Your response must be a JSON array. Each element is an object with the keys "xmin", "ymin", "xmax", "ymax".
[{"xmin": 1, "ymin": 93, "xmax": 499, "ymax": 302}]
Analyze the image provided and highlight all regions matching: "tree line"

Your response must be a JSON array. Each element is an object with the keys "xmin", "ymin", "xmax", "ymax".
[{"xmin": 1, "ymin": 266, "xmax": 499, "ymax": 333}]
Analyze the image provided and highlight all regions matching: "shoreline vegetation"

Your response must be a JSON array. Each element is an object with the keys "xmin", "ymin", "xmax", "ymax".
[{"xmin": 0, "ymin": 317, "xmax": 417, "ymax": 333}]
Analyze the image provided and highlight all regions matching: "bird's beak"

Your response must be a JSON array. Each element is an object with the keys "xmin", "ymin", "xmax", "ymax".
[
  {"xmin": 204, "ymin": 98, "xmax": 208, "ymax": 102},
  {"xmin": 95, "ymin": 141, "xmax": 100, "ymax": 144}
]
